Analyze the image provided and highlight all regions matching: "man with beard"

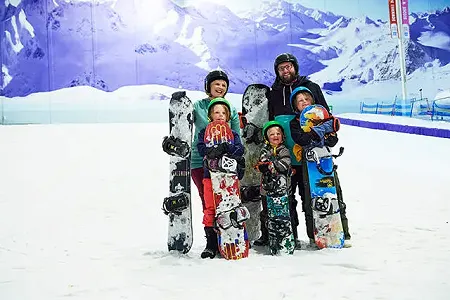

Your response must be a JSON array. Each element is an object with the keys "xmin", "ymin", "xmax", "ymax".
[{"xmin": 253, "ymin": 53, "xmax": 351, "ymax": 248}]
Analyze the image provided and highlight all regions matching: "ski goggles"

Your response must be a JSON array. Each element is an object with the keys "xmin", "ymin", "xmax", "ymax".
[{"xmin": 216, "ymin": 206, "xmax": 250, "ymax": 230}]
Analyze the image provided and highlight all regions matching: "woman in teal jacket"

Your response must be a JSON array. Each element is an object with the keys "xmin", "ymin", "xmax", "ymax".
[{"xmin": 191, "ymin": 70, "xmax": 240, "ymax": 218}]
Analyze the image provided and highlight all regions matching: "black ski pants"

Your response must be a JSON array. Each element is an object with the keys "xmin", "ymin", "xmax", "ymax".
[{"xmin": 290, "ymin": 165, "xmax": 306, "ymax": 239}]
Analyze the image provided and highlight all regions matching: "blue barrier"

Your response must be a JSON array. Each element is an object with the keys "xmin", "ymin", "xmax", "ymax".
[
  {"xmin": 347, "ymin": 97, "xmax": 450, "ymax": 139},
  {"xmin": 432, "ymin": 102, "xmax": 450, "ymax": 120},
  {"xmin": 339, "ymin": 117, "xmax": 450, "ymax": 139},
  {"xmin": 360, "ymin": 98, "xmax": 450, "ymax": 121},
  {"xmin": 379, "ymin": 103, "xmax": 395, "ymax": 115}
]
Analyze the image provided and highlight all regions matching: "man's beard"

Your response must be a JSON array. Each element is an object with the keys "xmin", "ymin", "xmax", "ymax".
[{"xmin": 280, "ymin": 71, "xmax": 296, "ymax": 84}]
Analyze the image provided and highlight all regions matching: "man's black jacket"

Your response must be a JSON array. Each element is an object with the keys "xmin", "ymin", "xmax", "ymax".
[{"xmin": 269, "ymin": 75, "xmax": 330, "ymax": 120}]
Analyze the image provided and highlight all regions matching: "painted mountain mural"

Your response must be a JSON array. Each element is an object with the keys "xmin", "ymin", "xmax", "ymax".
[{"xmin": 1, "ymin": 0, "xmax": 450, "ymax": 97}]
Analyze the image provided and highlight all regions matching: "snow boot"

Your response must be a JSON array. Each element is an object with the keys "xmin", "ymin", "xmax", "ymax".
[
  {"xmin": 343, "ymin": 232, "xmax": 352, "ymax": 248},
  {"xmin": 253, "ymin": 222, "xmax": 269, "ymax": 246},
  {"xmin": 308, "ymin": 238, "xmax": 319, "ymax": 250},
  {"xmin": 342, "ymin": 218, "xmax": 351, "ymax": 240},
  {"xmin": 343, "ymin": 239, "xmax": 352, "ymax": 248},
  {"xmin": 292, "ymin": 225, "xmax": 301, "ymax": 249},
  {"xmin": 201, "ymin": 227, "xmax": 218, "ymax": 259}
]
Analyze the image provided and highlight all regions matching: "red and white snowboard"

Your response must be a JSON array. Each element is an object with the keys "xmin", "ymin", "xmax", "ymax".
[{"xmin": 204, "ymin": 121, "xmax": 249, "ymax": 260}]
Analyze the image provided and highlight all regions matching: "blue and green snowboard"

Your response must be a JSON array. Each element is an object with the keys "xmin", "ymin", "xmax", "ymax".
[{"xmin": 300, "ymin": 105, "xmax": 344, "ymax": 249}]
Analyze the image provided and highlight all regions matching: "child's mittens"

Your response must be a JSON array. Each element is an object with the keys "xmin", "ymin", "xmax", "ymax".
[
  {"xmin": 206, "ymin": 143, "xmax": 228, "ymax": 159},
  {"xmin": 331, "ymin": 116, "xmax": 340, "ymax": 132},
  {"xmin": 256, "ymin": 162, "xmax": 274, "ymax": 174},
  {"xmin": 324, "ymin": 133, "xmax": 338, "ymax": 147},
  {"xmin": 258, "ymin": 163, "xmax": 270, "ymax": 174},
  {"xmin": 312, "ymin": 119, "xmax": 335, "ymax": 141}
]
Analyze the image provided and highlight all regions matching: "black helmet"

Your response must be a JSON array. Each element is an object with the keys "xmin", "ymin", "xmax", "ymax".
[
  {"xmin": 274, "ymin": 53, "xmax": 299, "ymax": 76},
  {"xmin": 204, "ymin": 70, "xmax": 229, "ymax": 95}
]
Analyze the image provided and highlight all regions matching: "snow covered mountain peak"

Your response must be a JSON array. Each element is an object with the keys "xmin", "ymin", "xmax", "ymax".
[
  {"xmin": 5, "ymin": 0, "xmax": 22, "ymax": 7},
  {"xmin": 1, "ymin": 0, "xmax": 450, "ymax": 97}
]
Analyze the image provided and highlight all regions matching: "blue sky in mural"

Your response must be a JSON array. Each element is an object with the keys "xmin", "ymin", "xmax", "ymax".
[{"xmin": 179, "ymin": 0, "xmax": 450, "ymax": 20}]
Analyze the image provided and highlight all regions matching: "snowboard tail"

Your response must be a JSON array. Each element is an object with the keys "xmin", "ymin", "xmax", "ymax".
[
  {"xmin": 265, "ymin": 174, "xmax": 295, "ymax": 255},
  {"xmin": 306, "ymin": 147, "xmax": 344, "ymax": 249},
  {"xmin": 210, "ymin": 170, "xmax": 250, "ymax": 260}
]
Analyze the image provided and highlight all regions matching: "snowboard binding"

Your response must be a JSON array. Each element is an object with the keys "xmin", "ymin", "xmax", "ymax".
[
  {"xmin": 216, "ymin": 206, "xmax": 250, "ymax": 230},
  {"xmin": 305, "ymin": 147, "xmax": 336, "ymax": 176},
  {"xmin": 312, "ymin": 193, "xmax": 339, "ymax": 215},
  {"xmin": 162, "ymin": 193, "xmax": 189, "ymax": 215},
  {"xmin": 262, "ymin": 173, "xmax": 287, "ymax": 196},
  {"xmin": 305, "ymin": 146, "xmax": 344, "ymax": 176},
  {"xmin": 219, "ymin": 155, "xmax": 238, "ymax": 173},
  {"xmin": 162, "ymin": 135, "xmax": 190, "ymax": 158},
  {"xmin": 207, "ymin": 155, "xmax": 243, "ymax": 175}
]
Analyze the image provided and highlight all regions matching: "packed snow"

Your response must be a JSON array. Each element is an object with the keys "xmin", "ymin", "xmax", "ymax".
[{"xmin": 1, "ymin": 117, "xmax": 449, "ymax": 299}]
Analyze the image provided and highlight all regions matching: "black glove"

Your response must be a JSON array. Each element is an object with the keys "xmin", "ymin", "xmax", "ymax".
[
  {"xmin": 171, "ymin": 91, "xmax": 186, "ymax": 101},
  {"xmin": 324, "ymin": 133, "xmax": 338, "ymax": 147},
  {"xmin": 206, "ymin": 143, "xmax": 228, "ymax": 159},
  {"xmin": 257, "ymin": 162, "xmax": 271, "ymax": 174},
  {"xmin": 234, "ymin": 156, "xmax": 246, "ymax": 170}
]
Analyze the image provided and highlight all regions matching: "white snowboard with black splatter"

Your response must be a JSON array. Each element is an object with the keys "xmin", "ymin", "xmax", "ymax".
[{"xmin": 166, "ymin": 92, "xmax": 193, "ymax": 253}]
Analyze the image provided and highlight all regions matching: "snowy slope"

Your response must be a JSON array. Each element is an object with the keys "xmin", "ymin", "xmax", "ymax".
[{"xmin": 0, "ymin": 121, "xmax": 449, "ymax": 299}]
